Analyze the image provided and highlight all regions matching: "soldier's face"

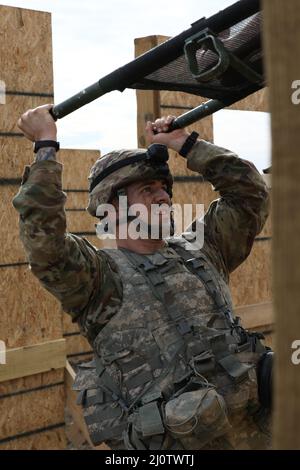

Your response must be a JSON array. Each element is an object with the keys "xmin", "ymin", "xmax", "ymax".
[{"xmin": 125, "ymin": 179, "xmax": 172, "ymax": 237}]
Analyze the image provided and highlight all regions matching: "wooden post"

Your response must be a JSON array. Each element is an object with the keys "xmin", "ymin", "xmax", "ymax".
[{"xmin": 263, "ymin": 0, "xmax": 300, "ymax": 449}]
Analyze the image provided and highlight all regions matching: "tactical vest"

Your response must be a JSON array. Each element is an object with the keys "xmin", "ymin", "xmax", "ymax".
[{"xmin": 73, "ymin": 238, "xmax": 269, "ymax": 450}]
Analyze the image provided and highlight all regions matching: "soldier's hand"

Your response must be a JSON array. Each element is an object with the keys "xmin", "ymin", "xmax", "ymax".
[
  {"xmin": 17, "ymin": 104, "xmax": 57, "ymax": 142},
  {"xmin": 145, "ymin": 115, "xmax": 190, "ymax": 153}
]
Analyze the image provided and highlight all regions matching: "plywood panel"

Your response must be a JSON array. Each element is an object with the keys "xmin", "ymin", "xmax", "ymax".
[
  {"xmin": 0, "ymin": 382, "xmax": 64, "ymax": 440},
  {"xmin": 230, "ymin": 240, "xmax": 272, "ymax": 307},
  {"xmin": 0, "ymin": 368, "xmax": 65, "ymax": 450},
  {"xmin": 135, "ymin": 36, "xmax": 169, "ymax": 148},
  {"xmin": 0, "ymin": 94, "xmax": 52, "ymax": 133},
  {"xmin": 0, "ymin": 368, "xmax": 63, "ymax": 396},
  {"xmin": 0, "ymin": 5, "xmax": 53, "ymax": 92},
  {"xmin": 0, "ymin": 426, "xmax": 66, "ymax": 450},
  {"xmin": 63, "ymin": 312, "xmax": 80, "ymax": 336},
  {"xmin": 60, "ymin": 149, "xmax": 100, "ymax": 190},
  {"xmin": 65, "ymin": 334, "xmax": 92, "ymax": 358},
  {"xmin": 1, "ymin": 137, "xmax": 34, "ymax": 179},
  {"xmin": 228, "ymin": 88, "xmax": 269, "ymax": 112},
  {"xmin": 66, "ymin": 209, "xmax": 95, "ymax": 233},
  {"xmin": 65, "ymin": 191, "xmax": 89, "ymax": 210},
  {"xmin": 0, "ymin": 265, "xmax": 62, "ymax": 348},
  {"xmin": 0, "ymin": 185, "xmax": 27, "ymax": 264}
]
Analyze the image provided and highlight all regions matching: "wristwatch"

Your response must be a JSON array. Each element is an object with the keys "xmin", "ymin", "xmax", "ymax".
[
  {"xmin": 179, "ymin": 131, "xmax": 199, "ymax": 158},
  {"xmin": 33, "ymin": 140, "xmax": 60, "ymax": 153}
]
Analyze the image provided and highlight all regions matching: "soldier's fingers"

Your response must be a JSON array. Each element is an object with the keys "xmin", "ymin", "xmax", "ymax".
[
  {"xmin": 166, "ymin": 115, "xmax": 175, "ymax": 124},
  {"xmin": 145, "ymin": 121, "xmax": 155, "ymax": 141}
]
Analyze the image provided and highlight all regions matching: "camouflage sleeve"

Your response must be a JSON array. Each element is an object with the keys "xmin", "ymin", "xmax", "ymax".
[
  {"xmin": 186, "ymin": 140, "xmax": 270, "ymax": 275},
  {"xmin": 12, "ymin": 160, "xmax": 122, "ymax": 330}
]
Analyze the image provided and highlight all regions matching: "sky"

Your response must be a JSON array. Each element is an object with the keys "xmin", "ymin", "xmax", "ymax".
[{"xmin": 2, "ymin": 0, "xmax": 271, "ymax": 171}]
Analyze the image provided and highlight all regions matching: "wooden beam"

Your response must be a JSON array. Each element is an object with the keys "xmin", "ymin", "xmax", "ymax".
[
  {"xmin": 0, "ymin": 339, "xmax": 66, "ymax": 382},
  {"xmin": 235, "ymin": 302, "xmax": 274, "ymax": 330},
  {"xmin": 134, "ymin": 36, "xmax": 167, "ymax": 148},
  {"xmin": 263, "ymin": 0, "xmax": 300, "ymax": 449}
]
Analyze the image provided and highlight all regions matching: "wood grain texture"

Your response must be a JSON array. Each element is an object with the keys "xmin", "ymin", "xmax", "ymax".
[
  {"xmin": 60, "ymin": 149, "xmax": 100, "ymax": 190},
  {"xmin": 1, "ymin": 137, "xmax": 34, "ymax": 179},
  {"xmin": 0, "ymin": 5, "xmax": 53, "ymax": 92},
  {"xmin": 263, "ymin": 0, "xmax": 300, "ymax": 449},
  {"xmin": 0, "ymin": 266, "xmax": 62, "ymax": 348},
  {"xmin": 0, "ymin": 339, "xmax": 66, "ymax": 382},
  {"xmin": 0, "ymin": 368, "xmax": 63, "ymax": 396},
  {"xmin": 0, "ymin": 426, "xmax": 66, "ymax": 450},
  {"xmin": 0, "ymin": 380, "xmax": 64, "ymax": 440},
  {"xmin": 0, "ymin": 94, "xmax": 52, "ymax": 133},
  {"xmin": 230, "ymin": 240, "xmax": 272, "ymax": 307}
]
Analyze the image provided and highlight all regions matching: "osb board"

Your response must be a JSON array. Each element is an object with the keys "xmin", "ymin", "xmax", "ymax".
[
  {"xmin": 63, "ymin": 312, "xmax": 80, "ymax": 336},
  {"xmin": 0, "ymin": 368, "xmax": 65, "ymax": 449},
  {"xmin": 60, "ymin": 149, "xmax": 100, "ymax": 190},
  {"xmin": 135, "ymin": 35, "xmax": 168, "ymax": 148},
  {"xmin": 0, "ymin": 382, "xmax": 64, "ymax": 441},
  {"xmin": 0, "ymin": 426, "xmax": 66, "ymax": 450},
  {"xmin": 0, "ymin": 94, "xmax": 51, "ymax": 133},
  {"xmin": 65, "ymin": 191, "xmax": 89, "ymax": 210},
  {"xmin": 161, "ymin": 87, "xmax": 268, "ymax": 117},
  {"xmin": 228, "ymin": 88, "xmax": 269, "ymax": 112},
  {"xmin": 1, "ymin": 137, "xmax": 34, "ymax": 179},
  {"xmin": 0, "ymin": 185, "xmax": 27, "ymax": 265},
  {"xmin": 230, "ymin": 240, "xmax": 272, "ymax": 307},
  {"xmin": 65, "ymin": 334, "xmax": 92, "ymax": 358},
  {"xmin": 0, "ymin": 265, "xmax": 62, "ymax": 348},
  {"xmin": 0, "ymin": 368, "xmax": 63, "ymax": 396},
  {"xmin": 160, "ymin": 90, "xmax": 208, "ymax": 109},
  {"xmin": 0, "ymin": 5, "xmax": 53, "ymax": 92},
  {"xmin": 66, "ymin": 209, "xmax": 95, "ymax": 233}
]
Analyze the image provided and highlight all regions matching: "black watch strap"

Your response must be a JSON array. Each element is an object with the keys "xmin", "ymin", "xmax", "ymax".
[
  {"xmin": 34, "ymin": 140, "xmax": 60, "ymax": 153},
  {"xmin": 179, "ymin": 131, "xmax": 199, "ymax": 158}
]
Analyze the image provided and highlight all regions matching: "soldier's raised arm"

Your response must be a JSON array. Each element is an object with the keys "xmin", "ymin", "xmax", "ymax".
[
  {"xmin": 146, "ymin": 116, "xmax": 270, "ymax": 276},
  {"xmin": 12, "ymin": 105, "xmax": 121, "ymax": 331}
]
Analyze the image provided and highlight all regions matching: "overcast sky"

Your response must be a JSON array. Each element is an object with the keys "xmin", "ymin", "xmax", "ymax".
[{"xmin": 2, "ymin": 0, "xmax": 271, "ymax": 171}]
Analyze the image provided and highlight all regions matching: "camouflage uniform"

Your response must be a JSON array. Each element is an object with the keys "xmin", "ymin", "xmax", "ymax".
[{"xmin": 13, "ymin": 140, "xmax": 271, "ymax": 450}]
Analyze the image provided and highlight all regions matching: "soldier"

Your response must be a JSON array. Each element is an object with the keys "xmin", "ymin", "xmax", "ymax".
[{"xmin": 13, "ymin": 104, "xmax": 271, "ymax": 450}]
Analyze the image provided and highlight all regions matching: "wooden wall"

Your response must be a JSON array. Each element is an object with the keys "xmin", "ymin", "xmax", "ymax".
[
  {"xmin": 0, "ymin": 5, "xmax": 102, "ymax": 448},
  {"xmin": 0, "ymin": 5, "xmax": 66, "ymax": 449},
  {"xmin": 135, "ymin": 35, "xmax": 273, "ymax": 344}
]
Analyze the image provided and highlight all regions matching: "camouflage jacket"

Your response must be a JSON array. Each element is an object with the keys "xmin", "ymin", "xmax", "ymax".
[{"xmin": 13, "ymin": 140, "xmax": 269, "ymax": 344}]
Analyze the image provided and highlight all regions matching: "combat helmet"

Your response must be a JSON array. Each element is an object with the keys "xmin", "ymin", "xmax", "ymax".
[{"xmin": 87, "ymin": 144, "xmax": 173, "ymax": 217}]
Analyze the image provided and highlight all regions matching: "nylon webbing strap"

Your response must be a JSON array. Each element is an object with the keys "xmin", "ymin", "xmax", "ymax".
[
  {"xmin": 170, "ymin": 244, "xmax": 235, "ymax": 327},
  {"xmin": 94, "ymin": 356, "xmax": 129, "ymax": 412},
  {"xmin": 121, "ymin": 248, "xmax": 193, "ymax": 337}
]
